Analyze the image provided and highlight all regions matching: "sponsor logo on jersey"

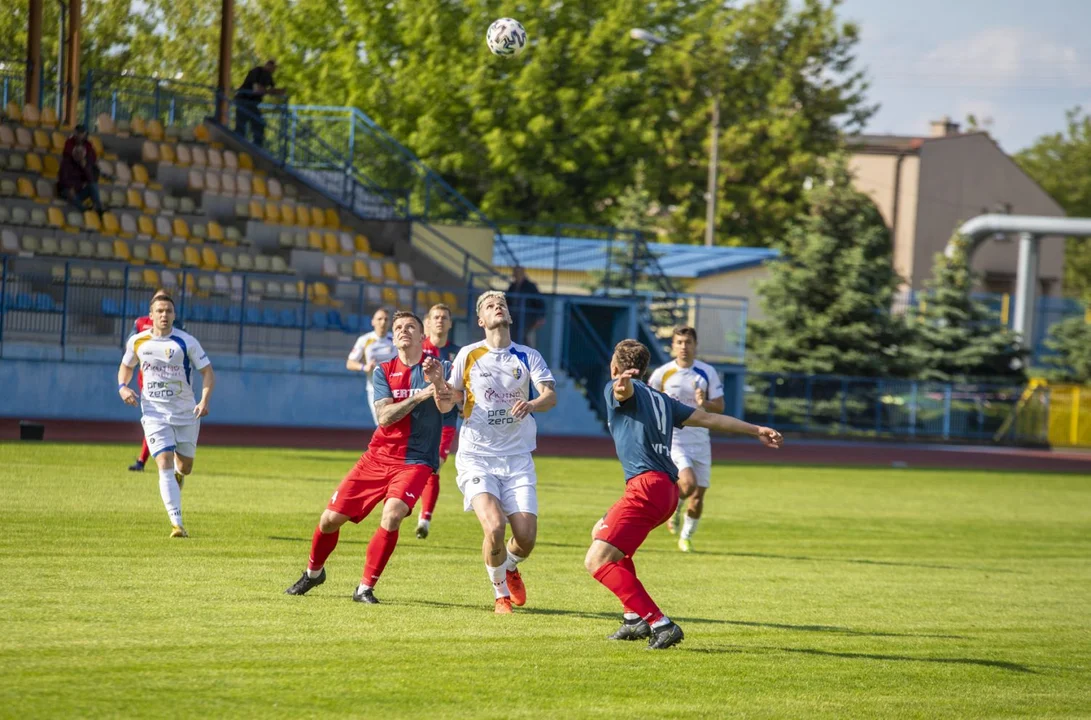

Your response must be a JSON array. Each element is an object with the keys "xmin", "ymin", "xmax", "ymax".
[
  {"xmin": 484, "ymin": 387, "xmax": 523, "ymax": 403},
  {"xmin": 391, "ymin": 387, "xmax": 426, "ymax": 400},
  {"xmin": 388, "ymin": 372, "xmax": 404, "ymax": 378}
]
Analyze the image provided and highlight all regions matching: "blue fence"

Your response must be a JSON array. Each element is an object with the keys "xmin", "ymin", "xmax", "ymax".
[{"xmin": 742, "ymin": 372, "xmax": 1025, "ymax": 442}]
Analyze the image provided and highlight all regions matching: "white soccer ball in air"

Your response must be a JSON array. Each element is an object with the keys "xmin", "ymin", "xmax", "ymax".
[{"xmin": 486, "ymin": 18, "xmax": 528, "ymax": 58}]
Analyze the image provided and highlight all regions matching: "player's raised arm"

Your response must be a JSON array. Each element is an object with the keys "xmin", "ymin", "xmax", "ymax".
[
  {"xmin": 423, "ymin": 357, "xmax": 455, "ymax": 414},
  {"xmin": 682, "ymin": 408, "xmax": 783, "ymax": 448},
  {"xmin": 612, "ymin": 368, "xmax": 639, "ymax": 403}
]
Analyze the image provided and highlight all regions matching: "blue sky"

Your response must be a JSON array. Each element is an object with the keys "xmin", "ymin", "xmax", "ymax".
[{"xmin": 839, "ymin": 0, "xmax": 1091, "ymax": 151}]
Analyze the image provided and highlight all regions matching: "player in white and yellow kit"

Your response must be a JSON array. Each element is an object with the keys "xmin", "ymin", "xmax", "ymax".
[
  {"xmin": 347, "ymin": 307, "xmax": 397, "ymax": 426},
  {"xmin": 118, "ymin": 293, "xmax": 215, "ymax": 538},
  {"xmin": 648, "ymin": 326, "xmax": 724, "ymax": 552},
  {"xmin": 448, "ymin": 290, "xmax": 557, "ymax": 613}
]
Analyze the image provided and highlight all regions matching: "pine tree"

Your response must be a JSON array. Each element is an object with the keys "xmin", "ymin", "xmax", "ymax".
[
  {"xmin": 748, "ymin": 158, "xmax": 910, "ymax": 377},
  {"xmin": 1040, "ymin": 315, "xmax": 1091, "ymax": 384},
  {"xmin": 906, "ymin": 236, "xmax": 1028, "ymax": 383}
]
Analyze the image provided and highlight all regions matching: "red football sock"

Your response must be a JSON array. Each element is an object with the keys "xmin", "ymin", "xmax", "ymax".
[
  {"xmin": 362, "ymin": 527, "xmax": 400, "ymax": 587},
  {"xmin": 138, "ymin": 438, "xmax": 151, "ymax": 464},
  {"xmin": 308, "ymin": 526, "xmax": 339, "ymax": 571},
  {"xmin": 593, "ymin": 560, "xmax": 663, "ymax": 625},
  {"xmin": 618, "ymin": 556, "xmax": 636, "ymax": 574},
  {"xmin": 420, "ymin": 474, "xmax": 440, "ymax": 521}
]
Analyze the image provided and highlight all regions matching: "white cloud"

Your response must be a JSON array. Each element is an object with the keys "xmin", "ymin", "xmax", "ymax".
[{"xmin": 911, "ymin": 27, "xmax": 1091, "ymax": 88}]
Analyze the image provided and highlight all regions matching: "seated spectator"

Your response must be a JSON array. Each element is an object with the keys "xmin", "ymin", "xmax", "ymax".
[{"xmin": 58, "ymin": 144, "xmax": 104, "ymax": 215}]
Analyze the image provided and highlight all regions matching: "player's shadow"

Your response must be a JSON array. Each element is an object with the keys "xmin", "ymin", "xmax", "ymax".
[{"xmin": 687, "ymin": 645, "xmax": 1037, "ymax": 674}]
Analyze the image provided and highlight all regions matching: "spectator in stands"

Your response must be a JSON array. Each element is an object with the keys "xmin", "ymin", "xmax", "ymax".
[
  {"xmin": 63, "ymin": 124, "xmax": 95, "ymax": 160},
  {"xmin": 235, "ymin": 59, "xmax": 285, "ymax": 148},
  {"xmin": 506, "ymin": 266, "xmax": 546, "ymax": 347},
  {"xmin": 58, "ymin": 143, "xmax": 104, "ymax": 215}
]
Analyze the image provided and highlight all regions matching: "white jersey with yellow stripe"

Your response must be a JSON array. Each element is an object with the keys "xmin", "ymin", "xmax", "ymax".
[
  {"xmin": 448, "ymin": 340, "xmax": 555, "ymax": 457},
  {"xmin": 648, "ymin": 359, "xmax": 724, "ymax": 446},
  {"xmin": 122, "ymin": 328, "xmax": 211, "ymax": 425},
  {"xmin": 348, "ymin": 331, "xmax": 396, "ymax": 384}
]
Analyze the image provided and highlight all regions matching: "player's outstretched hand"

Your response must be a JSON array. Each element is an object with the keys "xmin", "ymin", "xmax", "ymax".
[
  {"xmin": 756, "ymin": 426, "xmax": 783, "ymax": 449},
  {"xmin": 511, "ymin": 399, "xmax": 533, "ymax": 419},
  {"xmin": 612, "ymin": 368, "xmax": 640, "ymax": 401},
  {"xmin": 422, "ymin": 356, "xmax": 444, "ymax": 385},
  {"xmin": 694, "ymin": 386, "xmax": 707, "ymax": 406},
  {"xmin": 119, "ymin": 386, "xmax": 139, "ymax": 407},
  {"xmin": 194, "ymin": 400, "xmax": 210, "ymax": 418}
]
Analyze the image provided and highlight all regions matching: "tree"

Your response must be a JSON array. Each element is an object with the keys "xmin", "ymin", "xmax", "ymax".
[
  {"xmin": 1040, "ymin": 316, "xmax": 1091, "ymax": 384},
  {"xmin": 905, "ymin": 236, "xmax": 1027, "ymax": 383},
  {"xmin": 1015, "ymin": 107, "xmax": 1091, "ymax": 302},
  {"xmin": 748, "ymin": 157, "xmax": 910, "ymax": 377}
]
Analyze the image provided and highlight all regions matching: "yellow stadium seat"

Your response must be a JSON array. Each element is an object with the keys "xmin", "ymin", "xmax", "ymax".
[
  {"xmin": 182, "ymin": 246, "xmax": 200, "ymax": 267},
  {"xmin": 200, "ymin": 247, "xmax": 218, "ymax": 270},
  {"xmin": 324, "ymin": 208, "xmax": 339, "ymax": 229},
  {"xmin": 238, "ymin": 151, "xmax": 253, "ymax": 171},
  {"xmin": 193, "ymin": 124, "xmax": 211, "ymax": 143},
  {"xmin": 426, "ymin": 290, "xmax": 442, "ymax": 307},
  {"xmin": 146, "ymin": 120, "xmax": 165, "ymax": 142},
  {"xmin": 382, "ymin": 287, "xmax": 398, "ymax": 306},
  {"xmin": 42, "ymin": 154, "xmax": 60, "ymax": 179},
  {"xmin": 280, "ymin": 204, "xmax": 296, "ymax": 225},
  {"xmin": 47, "ymin": 207, "xmax": 65, "ymax": 229},
  {"xmin": 353, "ymin": 260, "xmax": 370, "ymax": 280},
  {"xmin": 138, "ymin": 215, "xmax": 157, "ymax": 239},
  {"xmin": 310, "ymin": 207, "xmax": 325, "ymax": 227},
  {"xmin": 354, "ymin": 234, "xmax": 370, "ymax": 253},
  {"xmin": 295, "ymin": 206, "xmax": 310, "ymax": 229},
  {"xmin": 159, "ymin": 143, "xmax": 176, "ymax": 164},
  {"xmin": 149, "ymin": 242, "xmax": 167, "ymax": 264},
  {"xmin": 32, "ymin": 130, "xmax": 50, "ymax": 152},
  {"xmin": 323, "ymin": 232, "xmax": 339, "ymax": 255},
  {"xmin": 252, "ymin": 176, "xmax": 267, "ymax": 197},
  {"xmin": 4, "ymin": 101, "xmax": 23, "ymax": 122},
  {"xmin": 382, "ymin": 261, "xmax": 399, "ymax": 282},
  {"xmin": 23, "ymin": 104, "xmax": 41, "ymax": 127},
  {"xmin": 40, "ymin": 106, "xmax": 58, "ymax": 128},
  {"xmin": 50, "ymin": 131, "xmax": 65, "ymax": 153},
  {"xmin": 207, "ymin": 221, "xmax": 225, "ymax": 242},
  {"xmin": 132, "ymin": 164, "xmax": 151, "ymax": 186},
  {"xmin": 101, "ymin": 212, "xmax": 121, "ymax": 236},
  {"xmin": 307, "ymin": 231, "xmax": 323, "ymax": 251},
  {"xmin": 264, "ymin": 203, "xmax": 281, "ymax": 224},
  {"xmin": 140, "ymin": 268, "xmax": 159, "ymax": 287},
  {"xmin": 110, "ymin": 239, "xmax": 129, "ymax": 261},
  {"xmin": 172, "ymin": 218, "xmax": 190, "ymax": 240},
  {"xmin": 25, "ymin": 152, "xmax": 43, "ymax": 174},
  {"xmin": 126, "ymin": 188, "xmax": 144, "ymax": 210},
  {"xmin": 130, "ymin": 117, "xmax": 147, "ymax": 136},
  {"xmin": 248, "ymin": 199, "xmax": 263, "ymax": 219},
  {"xmin": 442, "ymin": 292, "xmax": 458, "ymax": 310},
  {"xmin": 84, "ymin": 211, "xmax": 103, "ymax": 232}
]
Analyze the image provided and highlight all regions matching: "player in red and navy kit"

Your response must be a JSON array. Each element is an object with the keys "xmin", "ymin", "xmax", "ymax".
[
  {"xmin": 417, "ymin": 303, "xmax": 460, "ymax": 540},
  {"xmin": 585, "ymin": 340, "xmax": 783, "ymax": 649},
  {"xmin": 285, "ymin": 311, "xmax": 456, "ymax": 603}
]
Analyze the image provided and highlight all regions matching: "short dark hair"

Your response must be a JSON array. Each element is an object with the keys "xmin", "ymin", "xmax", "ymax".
[
  {"xmin": 150, "ymin": 292, "xmax": 174, "ymax": 309},
  {"xmin": 613, "ymin": 339, "xmax": 650, "ymax": 377},
  {"xmin": 672, "ymin": 326, "xmax": 698, "ymax": 343},
  {"xmin": 74, "ymin": 124, "xmax": 87, "ymax": 134},
  {"xmin": 392, "ymin": 310, "xmax": 423, "ymax": 332}
]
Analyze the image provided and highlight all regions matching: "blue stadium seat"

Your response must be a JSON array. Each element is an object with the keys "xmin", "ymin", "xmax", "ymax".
[
  {"xmin": 311, "ymin": 311, "xmax": 329, "ymax": 330},
  {"xmin": 125, "ymin": 300, "xmax": 141, "ymax": 317},
  {"xmin": 279, "ymin": 308, "xmax": 299, "ymax": 328},
  {"xmin": 327, "ymin": 310, "xmax": 342, "ymax": 329},
  {"xmin": 102, "ymin": 297, "xmax": 122, "ymax": 317},
  {"xmin": 13, "ymin": 293, "xmax": 33, "ymax": 310},
  {"xmin": 262, "ymin": 308, "xmax": 279, "ymax": 326},
  {"xmin": 208, "ymin": 305, "xmax": 229, "ymax": 324},
  {"xmin": 342, "ymin": 313, "xmax": 360, "ymax": 332},
  {"xmin": 227, "ymin": 306, "xmax": 242, "ymax": 323},
  {"xmin": 33, "ymin": 293, "xmax": 55, "ymax": 312},
  {"xmin": 188, "ymin": 304, "xmax": 209, "ymax": 322},
  {"xmin": 245, "ymin": 307, "xmax": 262, "ymax": 326}
]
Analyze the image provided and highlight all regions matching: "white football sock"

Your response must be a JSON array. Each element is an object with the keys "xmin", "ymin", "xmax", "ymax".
[
  {"xmin": 417, "ymin": 519, "xmax": 430, "ymax": 530},
  {"xmin": 306, "ymin": 567, "xmax": 323, "ymax": 579},
  {"xmin": 623, "ymin": 612, "xmax": 641, "ymax": 622},
  {"xmin": 681, "ymin": 516, "xmax": 699, "ymax": 539},
  {"xmin": 357, "ymin": 583, "xmax": 373, "ymax": 594},
  {"xmin": 158, "ymin": 466, "xmax": 183, "ymax": 526},
  {"xmin": 673, "ymin": 499, "xmax": 685, "ymax": 523},
  {"xmin": 651, "ymin": 615, "xmax": 672, "ymax": 629},
  {"xmin": 505, "ymin": 550, "xmax": 525, "ymax": 573},
  {"xmin": 486, "ymin": 563, "xmax": 509, "ymax": 598}
]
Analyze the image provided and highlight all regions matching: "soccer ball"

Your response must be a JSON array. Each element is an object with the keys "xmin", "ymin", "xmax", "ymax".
[{"xmin": 486, "ymin": 18, "xmax": 527, "ymax": 58}]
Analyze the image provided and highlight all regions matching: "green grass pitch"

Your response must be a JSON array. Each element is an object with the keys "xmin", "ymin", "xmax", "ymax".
[{"xmin": 1, "ymin": 442, "xmax": 1089, "ymax": 718}]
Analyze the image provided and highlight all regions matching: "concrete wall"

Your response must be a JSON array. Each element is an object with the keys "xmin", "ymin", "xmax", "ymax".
[
  {"xmin": 914, "ymin": 134, "xmax": 1065, "ymax": 296},
  {"xmin": 688, "ymin": 265, "xmax": 770, "ymax": 321},
  {"xmin": 848, "ymin": 152, "xmax": 920, "ymax": 284}
]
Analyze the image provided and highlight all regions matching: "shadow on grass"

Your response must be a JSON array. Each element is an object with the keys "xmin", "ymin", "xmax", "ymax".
[{"xmin": 688, "ymin": 645, "xmax": 1037, "ymax": 674}]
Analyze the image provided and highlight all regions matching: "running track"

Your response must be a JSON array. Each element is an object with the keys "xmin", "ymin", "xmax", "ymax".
[{"xmin": 3, "ymin": 419, "xmax": 1090, "ymax": 473}]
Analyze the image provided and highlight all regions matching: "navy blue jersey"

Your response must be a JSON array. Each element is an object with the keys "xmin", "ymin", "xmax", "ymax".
[
  {"xmin": 368, "ymin": 356, "xmax": 452, "ymax": 469},
  {"xmin": 423, "ymin": 338, "xmax": 461, "ymax": 428},
  {"xmin": 604, "ymin": 379, "xmax": 696, "ymax": 482}
]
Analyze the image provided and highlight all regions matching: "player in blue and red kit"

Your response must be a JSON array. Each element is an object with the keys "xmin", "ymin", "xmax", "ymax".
[
  {"xmin": 585, "ymin": 339, "xmax": 783, "ymax": 649},
  {"xmin": 416, "ymin": 303, "xmax": 461, "ymax": 539},
  {"xmin": 285, "ymin": 311, "xmax": 455, "ymax": 603}
]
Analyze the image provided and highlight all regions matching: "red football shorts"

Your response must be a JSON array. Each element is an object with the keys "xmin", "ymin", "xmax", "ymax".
[
  {"xmin": 594, "ymin": 471, "xmax": 679, "ymax": 557},
  {"xmin": 327, "ymin": 452, "xmax": 432, "ymax": 523},
  {"xmin": 439, "ymin": 426, "xmax": 456, "ymax": 462}
]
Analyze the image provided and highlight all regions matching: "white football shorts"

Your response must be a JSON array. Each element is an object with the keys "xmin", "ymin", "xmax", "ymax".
[
  {"xmin": 671, "ymin": 441, "xmax": 712, "ymax": 488},
  {"xmin": 455, "ymin": 452, "xmax": 538, "ymax": 516},
  {"xmin": 142, "ymin": 418, "xmax": 200, "ymax": 458}
]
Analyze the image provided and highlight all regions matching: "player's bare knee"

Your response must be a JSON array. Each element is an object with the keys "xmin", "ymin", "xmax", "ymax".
[
  {"xmin": 318, "ymin": 510, "xmax": 346, "ymax": 534},
  {"xmin": 154, "ymin": 452, "xmax": 174, "ymax": 470},
  {"xmin": 175, "ymin": 455, "xmax": 194, "ymax": 474},
  {"xmin": 379, "ymin": 499, "xmax": 409, "ymax": 530},
  {"xmin": 584, "ymin": 549, "xmax": 603, "ymax": 575}
]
